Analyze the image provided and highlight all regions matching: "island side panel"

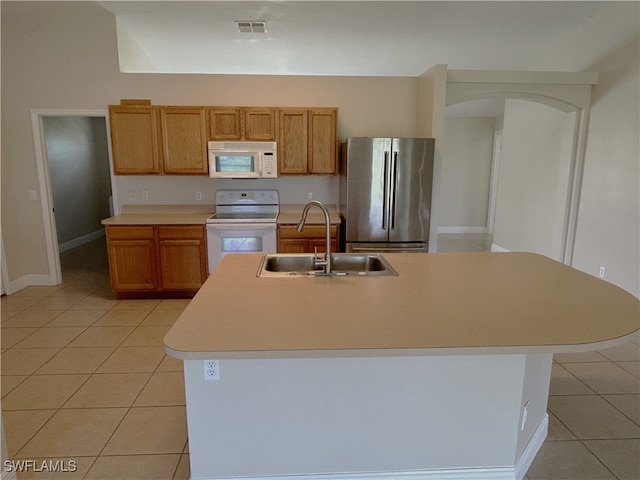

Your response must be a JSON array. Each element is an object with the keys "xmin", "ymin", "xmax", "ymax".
[
  {"xmin": 184, "ymin": 355, "xmax": 531, "ymax": 479},
  {"xmin": 515, "ymin": 354, "xmax": 553, "ymax": 464}
]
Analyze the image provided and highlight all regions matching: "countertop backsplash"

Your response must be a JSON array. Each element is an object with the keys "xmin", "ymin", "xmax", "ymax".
[{"xmin": 114, "ymin": 175, "xmax": 339, "ymax": 214}]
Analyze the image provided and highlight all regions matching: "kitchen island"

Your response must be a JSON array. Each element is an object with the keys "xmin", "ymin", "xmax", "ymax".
[{"xmin": 164, "ymin": 252, "xmax": 639, "ymax": 480}]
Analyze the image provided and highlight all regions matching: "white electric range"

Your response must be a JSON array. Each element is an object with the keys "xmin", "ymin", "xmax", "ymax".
[{"xmin": 205, "ymin": 190, "xmax": 279, "ymax": 273}]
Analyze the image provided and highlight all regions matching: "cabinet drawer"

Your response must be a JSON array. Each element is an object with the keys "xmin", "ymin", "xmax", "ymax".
[
  {"xmin": 158, "ymin": 225, "xmax": 204, "ymax": 239},
  {"xmin": 278, "ymin": 224, "xmax": 337, "ymax": 239},
  {"xmin": 106, "ymin": 225, "xmax": 155, "ymax": 240}
]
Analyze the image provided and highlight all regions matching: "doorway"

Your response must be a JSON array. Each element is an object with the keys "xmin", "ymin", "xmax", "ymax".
[{"xmin": 31, "ymin": 110, "xmax": 115, "ymax": 284}]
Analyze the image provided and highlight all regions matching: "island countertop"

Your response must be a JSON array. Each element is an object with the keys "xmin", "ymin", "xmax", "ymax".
[{"xmin": 163, "ymin": 252, "xmax": 639, "ymax": 359}]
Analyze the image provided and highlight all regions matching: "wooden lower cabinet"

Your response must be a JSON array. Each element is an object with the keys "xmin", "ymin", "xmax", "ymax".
[
  {"xmin": 278, "ymin": 224, "xmax": 339, "ymax": 254},
  {"xmin": 106, "ymin": 225, "xmax": 207, "ymax": 298}
]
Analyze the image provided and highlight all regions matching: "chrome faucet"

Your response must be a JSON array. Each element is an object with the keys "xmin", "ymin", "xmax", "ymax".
[{"xmin": 297, "ymin": 200, "xmax": 332, "ymax": 274}]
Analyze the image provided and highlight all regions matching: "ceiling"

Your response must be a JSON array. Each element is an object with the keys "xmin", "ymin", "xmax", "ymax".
[{"xmin": 100, "ymin": 1, "xmax": 608, "ymax": 77}]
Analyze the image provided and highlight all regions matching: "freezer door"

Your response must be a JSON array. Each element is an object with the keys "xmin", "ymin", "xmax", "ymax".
[
  {"xmin": 388, "ymin": 138, "xmax": 435, "ymax": 243},
  {"xmin": 344, "ymin": 137, "xmax": 393, "ymax": 242}
]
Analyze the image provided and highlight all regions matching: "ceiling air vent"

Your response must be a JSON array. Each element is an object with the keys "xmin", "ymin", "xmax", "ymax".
[{"xmin": 236, "ymin": 21, "xmax": 267, "ymax": 34}]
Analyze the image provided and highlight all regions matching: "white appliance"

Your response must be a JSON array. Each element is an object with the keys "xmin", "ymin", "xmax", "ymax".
[
  {"xmin": 206, "ymin": 190, "xmax": 279, "ymax": 273},
  {"xmin": 208, "ymin": 141, "xmax": 278, "ymax": 178}
]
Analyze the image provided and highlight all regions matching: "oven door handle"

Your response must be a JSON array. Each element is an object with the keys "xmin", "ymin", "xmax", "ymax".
[{"xmin": 207, "ymin": 223, "xmax": 276, "ymax": 230}]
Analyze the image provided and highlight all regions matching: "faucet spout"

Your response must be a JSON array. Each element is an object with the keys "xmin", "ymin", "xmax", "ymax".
[{"xmin": 297, "ymin": 200, "xmax": 332, "ymax": 274}]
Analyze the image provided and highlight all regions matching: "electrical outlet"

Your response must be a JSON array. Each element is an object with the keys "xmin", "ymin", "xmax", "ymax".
[
  {"xmin": 128, "ymin": 192, "xmax": 136, "ymax": 201},
  {"xmin": 203, "ymin": 360, "xmax": 220, "ymax": 380},
  {"xmin": 28, "ymin": 190, "xmax": 38, "ymax": 201},
  {"xmin": 196, "ymin": 191, "xmax": 203, "ymax": 201},
  {"xmin": 142, "ymin": 191, "xmax": 149, "ymax": 201},
  {"xmin": 598, "ymin": 266, "xmax": 606, "ymax": 278},
  {"xmin": 307, "ymin": 191, "xmax": 313, "ymax": 199}
]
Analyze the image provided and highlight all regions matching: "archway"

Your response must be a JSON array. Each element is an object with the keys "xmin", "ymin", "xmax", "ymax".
[{"xmin": 443, "ymin": 70, "xmax": 597, "ymax": 265}]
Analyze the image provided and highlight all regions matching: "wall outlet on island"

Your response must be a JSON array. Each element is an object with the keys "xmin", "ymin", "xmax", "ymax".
[
  {"xmin": 203, "ymin": 360, "xmax": 220, "ymax": 380},
  {"xmin": 598, "ymin": 266, "xmax": 606, "ymax": 278},
  {"xmin": 307, "ymin": 191, "xmax": 313, "ymax": 199},
  {"xmin": 196, "ymin": 191, "xmax": 203, "ymax": 201}
]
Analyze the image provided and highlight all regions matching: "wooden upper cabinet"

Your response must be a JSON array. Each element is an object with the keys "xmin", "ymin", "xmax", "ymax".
[
  {"xmin": 110, "ymin": 100, "xmax": 336, "ymax": 176},
  {"xmin": 209, "ymin": 107, "xmax": 243, "ymax": 140},
  {"xmin": 278, "ymin": 108, "xmax": 337, "ymax": 175},
  {"xmin": 244, "ymin": 108, "xmax": 277, "ymax": 140},
  {"xmin": 309, "ymin": 108, "xmax": 338, "ymax": 174},
  {"xmin": 159, "ymin": 107, "xmax": 208, "ymax": 174},
  {"xmin": 208, "ymin": 107, "xmax": 276, "ymax": 141},
  {"xmin": 109, "ymin": 104, "xmax": 161, "ymax": 174},
  {"xmin": 278, "ymin": 109, "xmax": 308, "ymax": 174}
]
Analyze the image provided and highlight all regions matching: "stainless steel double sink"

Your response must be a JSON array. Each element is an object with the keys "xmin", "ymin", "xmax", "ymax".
[{"xmin": 257, "ymin": 253, "xmax": 398, "ymax": 277}]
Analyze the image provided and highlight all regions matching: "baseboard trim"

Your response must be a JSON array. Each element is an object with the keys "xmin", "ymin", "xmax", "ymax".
[
  {"xmin": 490, "ymin": 243, "xmax": 510, "ymax": 253},
  {"xmin": 58, "ymin": 229, "xmax": 105, "ymax": 253},
  {"xmin": 4, "ymin": 274, "xmax": 58, "ymax": 295},
  {"xmin": 191, "ymin": 467, "xmax": 517, "ymax": 480},
  {"xmin": 438, "ymin": 227, "xmax": 488, "ymax": 234},
  {"xmin": 515, "ymin": 413, "xmax": 548, "ymax": 480},
  {"xmin": 190, "ymin": 420, "xmax": 549, "ymax": 480}
]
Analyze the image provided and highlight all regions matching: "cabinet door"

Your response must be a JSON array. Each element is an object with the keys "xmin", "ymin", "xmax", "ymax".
[
  {"xmin": 244, "ymin": 108, "xmax": 277, "ymax": 140},
  {"xmin": 158, "ymin": 226, "xmax": 207, "ymax": 290},
  {"xmin": 309, "ymin": 238, "xmax": 339, "ymax": 254},
  {"xmin": 278, "ymin": 239, "xmax": 309, "ymax": 253},
  {"xmin": 160, "ymin": 107, "xmax": 208, "ymax": 174},
  {"xmin": 278, "ymin": 109, "xmax": 308, "ymax": 174},
  {"xmin": 209, "ymin": 107, "xmax": 243, "ymax": 140},
  {"xmin": 308, "ymin": 108, "xmax": 338, "ymax": 174},
  {"xmin": 278, "ymin": 225, "xmax": 339, "ymax": 253},
  {"xmin": 106, "ymin": 226, "xmax": 158, "ymax": 291},
  {"xmin": 109, "ymin": 106, "xmax": 161, "ymax": 174}
]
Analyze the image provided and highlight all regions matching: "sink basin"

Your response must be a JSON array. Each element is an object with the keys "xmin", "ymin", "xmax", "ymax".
[{"xmin": 257, "ymin": 253, "xmax": 398, "ymax": 277}]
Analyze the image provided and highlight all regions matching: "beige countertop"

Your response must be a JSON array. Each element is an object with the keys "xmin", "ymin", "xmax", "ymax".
[
  {"xmin": 276, "ymin": 204, "xmax": 341, "ymax": 225},
  {"xmin": 164, "ymin": 252, "xmax": 640, "ymax": 359},
  {"xmin": 101, "ymin": 204, "xmax": 340, "ymax": 226},
  {"xmin": 101, "ymin": 205, "xmax": 213, "ymax": 225}
]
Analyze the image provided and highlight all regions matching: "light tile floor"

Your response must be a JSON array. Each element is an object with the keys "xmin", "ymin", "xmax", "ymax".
[{"xmin": 0, "ymin": 235, "xmax": 638, "ymax": 479}]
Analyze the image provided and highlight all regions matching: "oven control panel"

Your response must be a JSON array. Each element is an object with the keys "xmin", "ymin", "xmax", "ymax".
[{"xmin": 216, "ymin": 190, "xmax": 279, "ymax": 206}]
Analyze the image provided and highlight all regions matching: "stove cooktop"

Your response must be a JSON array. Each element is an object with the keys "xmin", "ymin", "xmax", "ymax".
[
  {"xmin": 207, "ymin": 189, "xmax": 279, "ymax": 224},
  {"xmin": 206, "ymin": 212, "xmax": 278, "ymax": 223}
]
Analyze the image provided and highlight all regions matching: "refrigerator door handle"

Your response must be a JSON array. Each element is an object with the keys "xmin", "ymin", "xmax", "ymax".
[
  {"xmin": 390, "ymin": 151, "xmax": 399, "ymax": 230},
  {"xmin": 382, "ymin": 151, "xmax": 389, "ymax": 230}
]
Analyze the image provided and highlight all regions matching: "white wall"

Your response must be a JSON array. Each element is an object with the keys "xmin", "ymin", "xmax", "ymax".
[
  {"xmin": 0, "ymin": 2, "xmax": 420, "ymax": 284},
  {"xmin": 521, "ymin": 2, "xmax": 639, "ymax": 296},
  {"xmin": 493, "ymin": 99, "xmax": 575, "ymax": 261},
  {"xmin": 440, "ymin": 116, "xmax": 495, "ymax": 231}
]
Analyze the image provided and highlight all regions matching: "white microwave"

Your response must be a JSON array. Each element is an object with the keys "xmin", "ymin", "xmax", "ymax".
[{"xmin": 208, "ymin": 141, "xmax": 278, "ymax": 178}]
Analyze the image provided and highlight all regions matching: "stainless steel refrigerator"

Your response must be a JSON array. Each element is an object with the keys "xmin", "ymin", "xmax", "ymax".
[{"xmin": 339, "ymin": 137, "xmax": 435, "ymax": 253}]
